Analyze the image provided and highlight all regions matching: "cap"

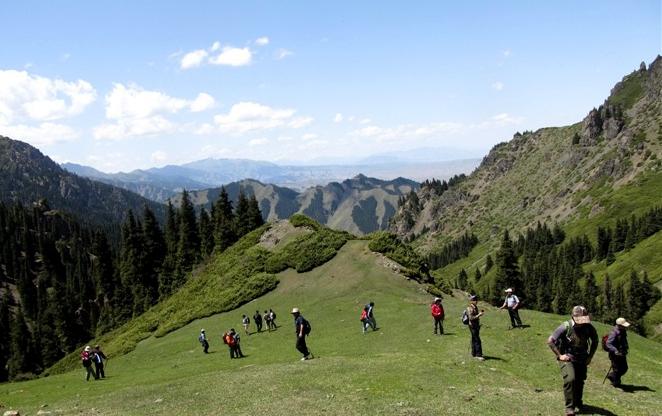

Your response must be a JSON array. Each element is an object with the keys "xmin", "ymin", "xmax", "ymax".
[
  {"xmin": 505, "ymin": 288, "xmax": 513, "ymax": 293},
  {"xmin": 434, "ymin": 297, "xmax": 441, "ymax": 302},
  {"xmin": 571, "ymin": 305, "xmax": 591, "ymax": 324},
  {"xmin": 616, "ymin": 317, "xmax": 631, "ymax": 327},
  {"xmin": 201, "ymin": 329, "xmax": 205, "ymax": 332},
  {"xmin": 291, "ymin": 307, "xmax": 300, "ymax": 314},
  {"xmin": 84, "ymin": 345, "xmax": 91, "ymax": 352},
  {"xmin": 469, "ymin": 295, "xmax": 478, "ymax": 301}
]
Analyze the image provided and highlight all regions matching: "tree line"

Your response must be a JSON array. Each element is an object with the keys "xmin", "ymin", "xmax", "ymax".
[
  {"xmin": 0, "ymin": 188, "xmax": 263, "ymax": 381},
  {"xmin": 426, "ymin": 231, "xmax": 479, "ymax": 270},
  {"xmin": 453, "ymin": 212, "xmax": 661, "ymax": 335}
]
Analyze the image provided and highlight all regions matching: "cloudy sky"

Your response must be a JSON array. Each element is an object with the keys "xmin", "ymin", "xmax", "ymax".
[{"xmin": 0, "ymin": 1, "xmax": 659, "ymax": 172}]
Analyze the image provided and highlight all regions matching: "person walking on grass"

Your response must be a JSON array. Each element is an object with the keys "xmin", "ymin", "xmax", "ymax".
[
  {"xmin": 499, "ymin": 288, "xmax": 523, "ymax": 329},
  {"xmin": 242, "ymin": 314, "xmax": 250, "ymax": 335},
  {"xmin": 360, "ymin": 305, "xmax": 371, "ymax": 334},
  {"xmin": 254, "ymin": 310, "xmax": 263, "ymax": 333},
  {"xmin": 605, "ymin": 317, "xmax": 630, "ymax": 388},
  {"xmin": 547, "ymin": 305, "xmax": 598, "ymax": 416},
  {"xmin": 466, "ymin": 295, "xmax": 485, "ymax": 361},
  {"xmin": 230, "ymin": 328, "xmax": 245, "ymax": 358},
  {"xmin": 264, "ymin": 310, "xmax": 272, "ymax": 331},
  {"xmin": 199, "ymin": 329, "xmax": 209, "ymax": 354},
  {"xmin": 223, "ymin": 329, "xmax": 237, "ymax": 358},
  {"xmin": 291, "ymin": 307, "xmax": 313, "ymax": 360},
  {"xmin": 269, "ymin": 308, "xmax": 277, "ymax": 329},
  {"xmin": 365, "ymin": 301, "xmax": 377, "ymax": 330},
  {"xmin": 81, "ymin": 345, "xmax": 97, "ymax": 381},
  {"xmin": 92, "ymin": 345, "xmax": 107, "ymax": 379},
  {"xmin": 431, "ymin": 297, "xmax": 444, "ymax": 335}
]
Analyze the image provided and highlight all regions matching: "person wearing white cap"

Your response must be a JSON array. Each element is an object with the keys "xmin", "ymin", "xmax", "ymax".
[
  {"xmin": 547, "ymin": 305, "xmax": 598, "ymax": 416},
  {"xmin": 291, "ymin": 308, "xmax": 313, "ymax": 360},
  {"xmin": 499, "ymin": 288, "xmax": 523, "ymax": 329},
  {"xmin": 198, "ymin": 329, "xmax": 209, "ymax": 354},
  {"xmin": 605, "ymin": 317, "xmax": 630, "ymax": 387},
  {"xmin": 80, "ymin": 345, "xmax": 98, "ymax": 381},
  {"xmin": 430, "ymin": 297, "xmax": 444, "ymax": 335}
]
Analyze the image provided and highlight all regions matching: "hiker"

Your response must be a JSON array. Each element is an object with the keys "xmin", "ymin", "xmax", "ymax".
[
  {"xmin": 365, "ymin": 301, "xmax": 377, "ymax": 330},
  {"xmin": 431, "ymin": 297, "xmax": 444, "ymax": 335},
  {"xmin": 264, "ymin": 310, "xmax": 272, "ymax": 331},
  {"xmin": 222, "ymin": 330, "xmax": 237, "ymax": 358},
  {"xmin": 499, "ymin": 288, "xmax": 523, "ymax": 329},
  {"xmin": 360, "ymin": 305, "xmax": 370, "ymax": 334},
  {"xmin": 547, "ymin": 305, "xmax": 598, "ymax": 416},
  {"xmin": 92, "ymin": 345, "xmax": 107, "ymax": 379},
  {"xmin": 269, "ymin": 308, "xmax": 277, "ymax": 329},
  {"xmin": 605, "ymin": 317, "xmax": 630, "ymax": 387},
  {"xmin": 230, "ymin": 328, "xmax": 245, "ymax": 358},
  {"xmin": 81, "ymin": 345, "xmax": 97, "ymax": 381},
  {"xmin": 254, "ymin": 310, "xmax": 263, "ymax": 332},
  {"xmin": 242, "ymin": 314, "xmax": 250, "ymax": 335},
  {"xmin": 466, "ymin": 295, "xmax": 485, "ymax": 361},
  {"xmin": 291, "ymin": 307, "xmax": 313, "ymax": 360},
  {"xmin": 199, "ymin": 329, "xmax": 209, "ymax": 353}
]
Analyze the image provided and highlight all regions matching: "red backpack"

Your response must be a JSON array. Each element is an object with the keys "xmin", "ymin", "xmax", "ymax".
[{"xmin": 360, "ymin": 309, "xmax": 368, "ymax": 321}]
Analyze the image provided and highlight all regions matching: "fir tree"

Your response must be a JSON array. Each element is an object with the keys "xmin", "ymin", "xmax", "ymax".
[
  {"xmin": 492, "ymin": 230, "xmax": 520, "ymax": 304},
  {"xmin": 484, "ymin": 254, "xmax": 494, "ymax": 273},
  {"xmin": 457, "ymin": 268, "xmax": 468, "ymax": 291},
  {"xmin": 141, "ymin": 205, "xmax": 165, "ymax": 306},
  {"xmin": 234, "ymin": 190, "xmax": 251, "ymax": 237},
  {"xmin": 247, "ymin": 195, "xmax": 265, "ymax": 231},
  {"xmin": 160, "ymin": 200, "xmax": 179, "ymax": 299},
  {"xmin": 8, "ymin": 306, "xmax": 36, "ymax": 378},
  {"xmin": 0, "ymin": 292, "xmax": 11, "ymax": 381},
  {"xmin": 175, "ymin": 190, "xmax": 200, "ymax": 289},
  {"xmin": 582, "ymin": 272, "xmax": 599, "ymax": 314},
  {"xmin": 474, "ymin": 268, "xmax": 482, "ymax": 282},
  {"xmin": 212, "ymin": 187, "xmax": 236, "ymax": 252},
  {"xmin": 198, "ymin": 207, "xmax": 215, "ymax": 257}
]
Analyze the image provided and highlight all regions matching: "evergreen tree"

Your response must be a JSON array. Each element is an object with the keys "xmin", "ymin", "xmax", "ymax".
[
  {"xmin": 0, "ymin": 292, "xmax": 11, "ymax": 381},
  {"xmin": 234, "ymin": 190, "xmax": 251, "ymax": 237},
  {"xmin": 484, "ymin": 254, "xmax": 494, "ymax": 273},
  {"xmin": 457, "ymin": 268, "xmax": 468, "ymax": 291},
  {"xmin": 198, "ymin": 207, "xmax": 215, "ymax": 257},
  {"xmin": 175, "ymin": 190, "xmax": 200, "ymax": 289},
  {"xmin": 474, "ymin": 268, "xmax": 482, "ymax": 282},
  {"xmin": 160, "ymin": 200, "xmax": 179, "ymax": 299},
  {"xmin": 582, "ymin": 272, "xmax": 599, "ymax": 314},
  {"xmin": 8, "ymin": 306, "xmax": 36, "ymax": 378},
  {"xmin": 119, "ymin": 210, "xmax": 142, "ymax": 316},
  {"xmin": 492, "ymin": 230, "xmax": 520, "ymax": 304},
  {"xmin": 247, "ymin": 195, "xmax": 265, "ymax": 231},
  {"xmin": 212, "ymin": 187, "xmax": 237, "ymax": 252},
  {"xmin": 141, "ymin": 205, "xmax": 165, "ymax": 306}
]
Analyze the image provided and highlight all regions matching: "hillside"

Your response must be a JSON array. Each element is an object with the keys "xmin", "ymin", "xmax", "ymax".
[
  {"xmin": 389, "ymin": 57, "xmax": 662, "ymax": 337},
  {"xmin": 1, "ymin": 239, "xmax": 660, "ymax": 415},
  {"xmin": 174, "ymin": 175, "xmax": 419, "ymax": 235},
  {"xmin": 0, "ymin": 136, "xmax": 165, "ymax": 226}
]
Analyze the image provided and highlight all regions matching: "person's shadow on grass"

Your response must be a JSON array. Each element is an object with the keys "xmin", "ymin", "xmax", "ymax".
[
  {"xmin": 577, "ymin": 404, "xmax": 618, "ymax": 415},
  {"xmin": 618, "ymin": 384, "xmax": 655, "ymax": 393},
  {"xmin": 482, "ymin": 355, "xmax": 505, "ymax": 362}
]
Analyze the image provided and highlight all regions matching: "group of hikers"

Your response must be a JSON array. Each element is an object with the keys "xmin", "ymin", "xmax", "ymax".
[
  {"xmin": 79, "ymin": 287, "xmax": 634, "ymax": 415},
  {"xmin": 79, "ymin": 345, "xmax": 107, "ymax": 381},
  {"xmin": 444, "ymin": 288, "xmax": 630, "ymax": 416}
]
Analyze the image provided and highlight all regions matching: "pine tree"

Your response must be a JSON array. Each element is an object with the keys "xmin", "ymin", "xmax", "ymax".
[
  {"xmin": 213, "ymin": 187, "xmax": 237, "ymax": 252},
  {"xmin": 119, "ymin": 210, "xmax": 142, "ymax": 316},
  {"xmin": 474, "ymin": 268, "xmax": 482, "ymax": 282},
  {"xmin": 0, "ymin": 292, "xmax": 11, "ymax": 381},
  {"xmin": 234, "ymin": 190, "xmax": 251, "ymax": 237},
  {"xmin": 175, "ymin": 190, "xmax": 200, "ymax": 289},
  {"xmin": 492, "ymin": 230, "xmax": 520, "ymax": 304},
  {"xmin": 457, "ymin": 268, "xmax": 468, "ymax": 291},
  {"xmin": 582, "ymin": 272, "xmax": 599, "ymax": 314},
  {"xmin": 484, "ymin": 254, "xmax": 494, "ymax": 273},
  {"xmin": 8, "ymin": 306, "xmax": 36, "ymax": 378},
  {"xmin": 141, "ymin": 205, "xmax": 165, "ymax": 306},
  {"xmin": 247, "ymin": 195, "xmax": 265, "ymax": 231},
  {"xmin": 199, "ymin": 207, "xmax": 214, "ymax": 257},
  {"xmin": 160, "ymin": 200, "xmax": 179, "ymax": 299}
]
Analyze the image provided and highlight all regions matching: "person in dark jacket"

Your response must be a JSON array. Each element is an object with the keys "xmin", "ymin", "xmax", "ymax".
[
  {"xmin": 230, "ymin": 328, "xmax": 245, "ymax": 358},
  {"xmin": 605, "ymin": 317, "xmax": 630, "ymax": 387},
  {"xmin": 466, "ymin": 295, "xmax": 485, "ymax": 360},
  {"xmin": 430, "ymin": 297, "xmax": 444, "ymax": 335},
  {"xmin": 499, "ymin": 288, "xmax": 523, "ymax": 328},
  {"xmin": 92, "ymin": 345, "xmax": 107, "ymax": 379},
  {"xmin": 547, "ymin": 305, "xmax": 598, "ymax": 416},
  {"xmin": 291, "ymin": 307, "xmax": 313, "ymax": 360},
  {"xmin": 198, "ymin": 329, "xmax": 209, "ymax": 354},
  {"xmin": 254, "ymin": 310, "xmax": 263, "ymax": 332}
]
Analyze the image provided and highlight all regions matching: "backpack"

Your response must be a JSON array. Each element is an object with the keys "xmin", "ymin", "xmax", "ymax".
[
  {"xmin": 198, "ymin": 334, "xmax": 205, "ymax": 343},
  {"xmin": 302, "ymin": 318, "xmax": 312, "ymax": 335},
  {"xmin": 601, "ymin": 333, "xmax": 610, "ymax": 352},
  {"xmin": 360, "ymin": 309, "xmax": 368, "ymax": 321},
  {"xmin": 554, "ymin": 321, "xmax": 573, "ymax": 352},
  {"xmin": 461, "ymin": 309, "xmax": 470, "ymax": 325}
]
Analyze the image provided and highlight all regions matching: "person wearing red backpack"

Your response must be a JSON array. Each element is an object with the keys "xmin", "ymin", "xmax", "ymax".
[
  {"xmin": 222, "ymin": 330, "xmax": 237, "ymax": 359},
  {"xmin": 80, "ymin": 345, "xmax": 97, "ymax": 381},
  {"xmin": 605, "ymin": 317, "xmax": 630, "ymax": 387},
  {"xmin": 430, "ymin": 297, "xmax": 444, "ymax": 335}
]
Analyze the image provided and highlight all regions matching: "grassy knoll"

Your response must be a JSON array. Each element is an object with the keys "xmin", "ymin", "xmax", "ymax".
[{"xmin": 1, "ymin": 241, "xmax": 660, "ymax": 415}]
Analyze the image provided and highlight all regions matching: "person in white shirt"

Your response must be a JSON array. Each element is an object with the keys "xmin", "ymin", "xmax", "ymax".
[{"xmin": 499, "ymin": 288, "xmax": 523, "ymax": 328}]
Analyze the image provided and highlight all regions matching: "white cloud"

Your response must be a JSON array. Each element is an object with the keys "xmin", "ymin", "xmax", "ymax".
[
  {"xmin": 210, "ymin": 47, "xmax": 252, "ymax": 66},
  {"xmin": 492, "ymin": 81, "xmax": 504, "ymax": 91},
  {"xmin": 302, "ymin": 133, "xmax": 318, "ymax": 140},
  {"xmin": 0, "ymin": 69, "xmax": 96, "ymax": 123},
  {"xmin": 333, "ymin": 113, "xmax": 343, "ymax": 123},
  {"xmin": 94, "ymin": 83, "xmax": 215, "ymax": 140},
  {"xmin": 359, "ymin": 118, "xmax": 372, "ymax": 125},
  {"xmin": 490, "ymin": 113, "xmax": 523, "ymax": 125},
  {"xmin": 212, "ymin": 101, "xmax": 311, "ymax": 134},
  {"xmin": 255, "ymin": 37, "xmax": 270, "ymax": 46},
  {"xmin": 151, "ymin": 150, "xmax": 168, "ymax": 163},
  {"xmin": 249, "ymin": 137, "xmax": 269, "ymax": 146},
  {"xmin": 274, "ymin": 48, "xmax": 293, "ymax": 60},
  {"xmin": 180, "ymin": 49, "xmax": 209, "ymax": 69},
  {"xmin": 190, "ymin": 93, "xmax": 216, "ymax": 112},
  {"xmin": 0, "ymin": 122, "xmax": 78, "ymax": 146},
  {"xmin": 211, "ymin": 41, "xmax": 221, "ymax": 52}
]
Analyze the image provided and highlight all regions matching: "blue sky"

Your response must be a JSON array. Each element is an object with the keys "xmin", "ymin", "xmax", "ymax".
[{"xmin": 0, "ymin": 1, "xmax": 659, "ymax": 172}]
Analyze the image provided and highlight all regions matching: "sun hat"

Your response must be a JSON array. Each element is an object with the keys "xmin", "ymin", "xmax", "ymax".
[
  {"xmin": 615, "ymin": 317, "xmax": 631, "ymax": 327},
  {"xmin": 201, "ymin": 329, "xmax": 205, "ymax": 332},
  {"xmin": 571, "ymin": 305, "xmax": 591, "ymax": 324},
  {"xmin": 84, "ymin": 345, "xmax": 91, "ymax": 352},
  {"xmin": 505, "ymin": 288, "xmax": 513, "ymax": 293},
  {"xmin": 291, "ymin": 307, "xmax": 300, "ymax": 314},
  {"xmin": 434, "ymin": 297, "xmax": 441, "ymax": 302}
]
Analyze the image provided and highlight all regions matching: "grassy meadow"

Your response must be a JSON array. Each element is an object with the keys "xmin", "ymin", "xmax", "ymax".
[{"xmin": 1, "ymin": 240, "xmax": 661, "ymax": 415}]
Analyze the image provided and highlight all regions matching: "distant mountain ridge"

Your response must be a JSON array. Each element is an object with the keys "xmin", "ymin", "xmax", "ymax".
[
  {"xmin": 173, "ymin": 174, "xmax": 419, "ymax": 235},
  {"xmin": 62, "ymin": 156, "xmax": 478, "ymax": 200},
  {"xmin": 0, "ymin": 136, "xmax": 165, "ymax": 227}
]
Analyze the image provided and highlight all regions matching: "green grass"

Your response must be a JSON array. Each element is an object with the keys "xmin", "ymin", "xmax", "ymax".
[{"xmin": 2, "ymin": 241, "xmax": 661, "ymax": 415}]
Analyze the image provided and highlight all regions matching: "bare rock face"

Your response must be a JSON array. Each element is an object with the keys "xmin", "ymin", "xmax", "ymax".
[
  {"xmin": 581, "ymin": 109, "xmax": 602, "ymax": 145},
  {"xmin": 603, "ymin": 118, "xmax": 623, "ymax": 140}
]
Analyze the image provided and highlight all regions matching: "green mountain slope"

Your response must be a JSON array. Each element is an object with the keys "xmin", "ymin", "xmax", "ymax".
[{"xmin": 1, "ymin": 240, "xmax": 660, "ymax": 415}]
